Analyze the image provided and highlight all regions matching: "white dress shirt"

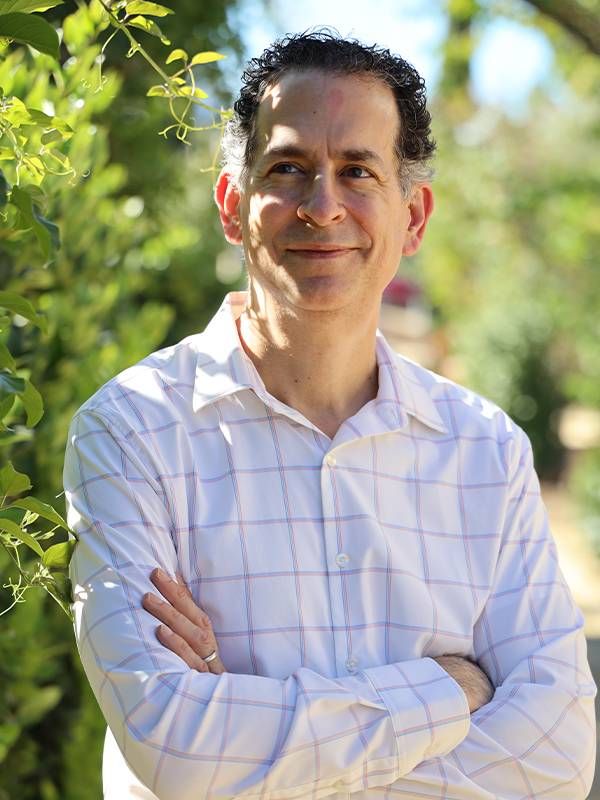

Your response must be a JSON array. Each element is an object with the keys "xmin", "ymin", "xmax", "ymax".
[{"xmin": 65, "ymin": 292, "xmax": 596, "ymax": 800}]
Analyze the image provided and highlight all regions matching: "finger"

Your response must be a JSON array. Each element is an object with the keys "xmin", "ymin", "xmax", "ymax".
[
  {"xmin": 175, "ymin": 571, "xmax": 188, "ymax": 591},
  {"xmin": 155, "ymin": 625, "xmax": 209, "ymax": 672},
  {"xmin": 142, "ymin": 592, "xmax": 215, "ymax": 656},
  {"xmin": 150, "ymin": 568, "xmax": 212, "ymax": 629}
]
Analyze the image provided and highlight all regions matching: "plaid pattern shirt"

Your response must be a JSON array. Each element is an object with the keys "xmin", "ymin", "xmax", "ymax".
[{"xmin": 65, "ymin": 292, "xmax": 596, "ymax": 800}]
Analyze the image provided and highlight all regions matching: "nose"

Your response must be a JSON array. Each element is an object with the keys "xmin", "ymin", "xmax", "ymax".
[{"xmin": 297, "ymin": 174, "xmax": 346, "ymax": 226}]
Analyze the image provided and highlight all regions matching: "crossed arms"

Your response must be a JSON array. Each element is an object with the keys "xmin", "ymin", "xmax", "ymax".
[
  {"xmin": 65, "ymin": 407, "xmax": 597, "ymax": 800},
  {"xmin": 143, "ymin": 567, "xmax": 494, "ymax": 714}
]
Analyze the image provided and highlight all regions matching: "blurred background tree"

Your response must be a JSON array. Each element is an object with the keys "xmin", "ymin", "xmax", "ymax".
[
  {"xmin": 418, "ymin": 0, "xmax": 600, "ymax": 503},
  {"xmin": 1, "ymin": 0, "xmax": 598, "ymax": 797}
]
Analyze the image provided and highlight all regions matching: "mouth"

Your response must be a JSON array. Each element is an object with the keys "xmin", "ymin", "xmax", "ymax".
[{"xmin": 285, "ymin": 246, "xmax": 357, "ymax": 259}]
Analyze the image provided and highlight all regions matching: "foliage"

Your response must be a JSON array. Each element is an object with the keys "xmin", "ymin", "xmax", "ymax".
[
  {"xmin": 0, "ymin": 0, "xmax": 242, "ymax": 796},
  {"xmin": 0, "ymin": 0, "xmax": 232, "ymax": 618},
  {"xmin": 571, "ymin": 448, "xmax": 600, "ymax": 556},
  {"xmin": 0, "ymin": 579, "xmax": 70, "ymax": 800},
  {"xmin": 410, "ymin": 0, "xmax": 600, "ymax": 482}
]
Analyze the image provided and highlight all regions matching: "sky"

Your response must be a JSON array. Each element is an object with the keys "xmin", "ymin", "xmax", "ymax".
[{"xmin": 224, "ymin": 0, "xmax": 556, "ymax": 117}]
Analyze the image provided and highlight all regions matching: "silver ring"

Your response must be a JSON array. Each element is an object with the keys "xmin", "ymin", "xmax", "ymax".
[{"xmin": 202, "ymin": 649, "xmax": 218, "ymax": 663}]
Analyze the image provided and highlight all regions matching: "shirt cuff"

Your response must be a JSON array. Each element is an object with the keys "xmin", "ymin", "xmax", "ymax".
[{"xmin": 362, "ymin": 657, "xmax": 471, "ymax": 774}]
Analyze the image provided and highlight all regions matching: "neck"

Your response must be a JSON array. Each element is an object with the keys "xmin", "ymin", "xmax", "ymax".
[{"xmin": 237, "ymin": 286, "xmax": 380, "ymax": 439}]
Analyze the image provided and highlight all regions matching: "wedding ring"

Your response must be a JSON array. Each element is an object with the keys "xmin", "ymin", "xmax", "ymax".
[{"xmin": 202, "ymin": 649, "xmax": 218, "ymax": 663}]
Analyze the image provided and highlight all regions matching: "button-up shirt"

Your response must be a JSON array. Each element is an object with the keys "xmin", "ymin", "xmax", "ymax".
[{"xmin": 64, "ymin": 292, "xmax": 596, "ymax": 800}]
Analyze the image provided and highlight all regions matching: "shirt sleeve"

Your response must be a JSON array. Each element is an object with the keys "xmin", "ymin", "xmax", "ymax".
[
  {"xmin": 65, "ymin": 407, "xmax": 470, "ymax": 800},
  {"xmin": 380, "ymin": 426, "xmax": 597, "ymax": 798}
]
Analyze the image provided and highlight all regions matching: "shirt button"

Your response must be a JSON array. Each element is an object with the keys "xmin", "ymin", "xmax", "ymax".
[
  {"xmin": 345, "ymin": 656, "xmax": 359, "ymax": 674},
  {"xmin": 325, "ymin": 454, "xmax": 336, "ymax": 467},
  {"xmin": 335, "ymin": 552, "xmax": 350, "ymax": 567}
]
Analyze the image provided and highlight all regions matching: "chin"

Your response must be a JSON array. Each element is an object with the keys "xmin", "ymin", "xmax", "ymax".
[{"xmin": 285, "ymin": 278, "xmax": 365, "ymax": 314}]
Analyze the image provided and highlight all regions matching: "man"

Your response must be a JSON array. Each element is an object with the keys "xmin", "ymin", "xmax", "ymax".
[{"xmin": 64, "ymin": 31, "xmax": 596, "ymax": 800}]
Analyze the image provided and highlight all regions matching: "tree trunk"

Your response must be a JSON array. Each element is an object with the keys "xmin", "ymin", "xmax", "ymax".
[{"xmin": 524, "ymin": 0, "xmax": 600, "ymax": 56}]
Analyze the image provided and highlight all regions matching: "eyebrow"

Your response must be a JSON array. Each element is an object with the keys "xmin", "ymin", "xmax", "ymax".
[{"xmin": 260, "ymin": 145, "xmax": 385, "ymax": 167}]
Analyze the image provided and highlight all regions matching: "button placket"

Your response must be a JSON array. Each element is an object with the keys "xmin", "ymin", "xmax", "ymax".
[{"xmin": 320, "ymin": 449, "xmax": 351, "ymax": 676}]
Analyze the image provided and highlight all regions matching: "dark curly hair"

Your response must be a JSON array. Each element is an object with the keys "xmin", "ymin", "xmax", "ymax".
[{"xmin": 221, "ymin": 29, "xmax": 436, "ymax": 196}]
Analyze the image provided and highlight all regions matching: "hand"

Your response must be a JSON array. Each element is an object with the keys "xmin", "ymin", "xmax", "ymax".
[
  {"xmin": 433, "ymin": 655, "xmax": 493, "ymax": 713},
  {"xmin": 142, "ymin": 568, "xmax": 226, "ymax": 675}
]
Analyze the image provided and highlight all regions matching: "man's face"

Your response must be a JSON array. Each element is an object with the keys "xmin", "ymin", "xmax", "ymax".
[{"xmin": 220, "ymin": 69, "xmax": 430, "ymax": 316}]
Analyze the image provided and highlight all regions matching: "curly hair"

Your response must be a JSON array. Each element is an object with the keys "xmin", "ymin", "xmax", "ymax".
[{"xmin": 221, "ymin": 29, "xmax": 436, "ymax": 197}]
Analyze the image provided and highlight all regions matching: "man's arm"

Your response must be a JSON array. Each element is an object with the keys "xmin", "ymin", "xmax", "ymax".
[
  {"xmin": 385, "ymin": 427, "xmax": 597, "ymax": 797},
  {"xmin": 66, "ymin": 407, "xmax": 471, "ymax": 800},
  {"xmin": 145, "ymin": 568, "xmax": 494, "ymax": 713}
]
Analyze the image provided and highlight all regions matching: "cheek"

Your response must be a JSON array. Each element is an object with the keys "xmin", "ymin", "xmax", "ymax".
[
  {"xmin": 246, "ymin": 194, "xmax": 289, "ymax": 241},
  {"xmin": 361, "ymin": 208, "xmax": 404, "ymax": 255}
]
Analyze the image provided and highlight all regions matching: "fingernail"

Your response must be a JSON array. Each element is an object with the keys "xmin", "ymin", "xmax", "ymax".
[
  {"xmin": 158, "ymin": 624, "xmax": 172, "ymax": 637},
  {"xmin": 153, "ymin": 568, "xmax": 167, "ymax": 581},
  {"xmin": 145, "ymin": 593, "xmax": 163, "ymax": 606}
]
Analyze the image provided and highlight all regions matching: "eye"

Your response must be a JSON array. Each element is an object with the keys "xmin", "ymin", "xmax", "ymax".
[
  {"xmin": 270, "ymin": 163, "xmax": 302, "ymax": 175},
  {"xmin": 342, "ymin": 165, "xmax": 373, "ymax": 179}
]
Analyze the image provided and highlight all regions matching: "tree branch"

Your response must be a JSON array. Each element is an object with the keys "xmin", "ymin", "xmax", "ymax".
[{"xmin": 524, "ymin": 0, "xmax": 600, "ymax": 56}]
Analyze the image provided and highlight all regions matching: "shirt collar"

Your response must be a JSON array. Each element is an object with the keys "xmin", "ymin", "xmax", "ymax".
[
  {"xmin": 374, "ymin": 333, "xmax": 448, "ymax": 434},
  {"xmin": 192, "ymin": 292, "xmax": 258, "ymax": 410},
  {"xmin": 192, "ymin": 291, "xmax": 448, "ymax": 434}
]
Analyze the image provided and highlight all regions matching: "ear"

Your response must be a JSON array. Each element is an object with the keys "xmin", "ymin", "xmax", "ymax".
[
  {"xmin": 402, "ymin": 184, "xmax": 434, "ymax": 257},
  {"xmin": 214, "ymin": 169, "xmax": 243, "ymax": 245}
]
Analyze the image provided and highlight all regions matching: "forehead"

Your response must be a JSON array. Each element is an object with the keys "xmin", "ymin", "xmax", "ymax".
[{"xmin": 253, "ymin": 70, "xmax": 400, "ymax": 159}]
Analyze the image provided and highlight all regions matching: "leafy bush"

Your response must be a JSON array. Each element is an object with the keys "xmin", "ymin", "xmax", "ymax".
[{"xmin": 0, "ymin": 1, "xmax": 242, "ymax": 795}]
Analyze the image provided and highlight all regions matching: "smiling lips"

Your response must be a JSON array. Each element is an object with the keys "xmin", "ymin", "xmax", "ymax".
[{"xmin": 286, "ymin": 245, "xmax": 357, "ymax": 258}]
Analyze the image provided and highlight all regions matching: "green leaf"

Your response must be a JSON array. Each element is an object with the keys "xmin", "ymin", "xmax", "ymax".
[
  {"xmin": 0, "ymin": 0, "xmax": 63, "ymax": 13},
  {"xmin": 0, "ymin": 96, "xmax": 34, "ymax": 128},
  {"xmin": 166, "ymin": 47, "xmax": 187, "ymax": 64},
  {"xmin": 26, "ymin": 107, "xmax": 53, "ymax": 125},
  {"xmin": 45, "ymin": 573, "xmax": 73, "ymax": 617},
  {"xmin": 9, "ymin": 186, "xmax": 59, "ymax": 259},
  {"xmin": 9, "ymin": 185, "xmax": 49, "ymax": 255},
  {"xmin": 125, "ymin": 1, "xmax": 173, "ymax": 17},
  {"xmin": 42, "ymin": 539, "xmax": 75, "ymax": 568},
  {"xmin": 128, "ymin": 15, "xmax": 170, "ymax": 45},
  {"xmin": 0, "ymin": 12, "xmax": 59, "ymax": 58},
  {"xmin": 16, "ymin": 685, "xmax": 62, "ymax": 726},
  {"xmin": 19, "ymin": 378, "xmax": 43, "ymax": 426},
  {"xmin": 40, "ymin": 128, "xmax": 63, "ymax": 145},
  {"xmin": 146, "ymin": 84, "xmax": 169, "ymax": 97},
  {"xmin": 0, "ymin": 394, "xmax": 15, "ymax": 423},
  {"xmin": 0, "ymin": 723, "xmax": 21, "ymax": 765},
  {"xmin": 0, "ymin": 343, "xmax": 16, "ymax": 372},
  {"xmin": 0, "ymin": 506, "xmax": 22, "ymax": 525},
  {"xmin": 189, "ymin": 51, "xmax": 225, "ymax": 66},
  {"xmin": 0, "ymin": 515, "xmax": 43, "ymax": 556},
  {"xmin": 0, "ymin": 171, "xmax": 8, "ymax": 207},
  {"xmin": 32, "ymin": 202, "xmax": 60, "ymax": 251},
  {"xmin": 0, "ymin": 290, "xmax": 46, "ymax": 329},
  {"xmin": 9, "ymin": 496, "xmax": 67, "ymax": 529},
  {"xmin": 51, "ymin": 117, "xmax": 73, "ymax": 138},
  {"xmin": 0, "ymin": 371, "xmax": 25, "ymax": 402},
  {"xmin": 176, "ymin": 85, "xmax": 208, "ymax": 99},
  {"xmin": 0, "ymin": 461, "xmax": 31, "ymax": 496}
]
